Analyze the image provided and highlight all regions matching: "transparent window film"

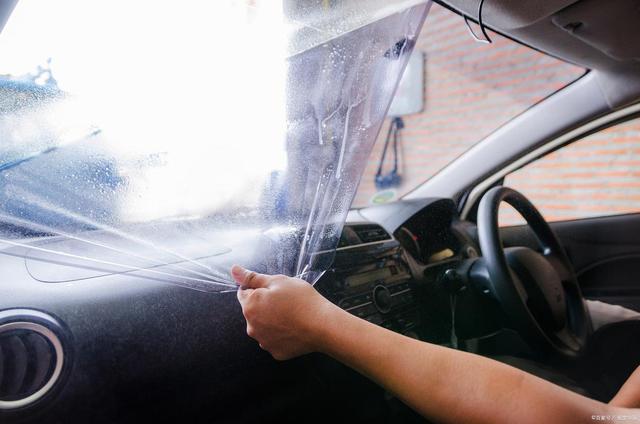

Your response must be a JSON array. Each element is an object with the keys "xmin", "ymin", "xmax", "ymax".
[
  {"xmin": 501, "ymin": 116, "xmax": 640, "ymax": 226},
  {"xmin": 0, "ymin": 0, "xmax": 431, "ymax": 291}
]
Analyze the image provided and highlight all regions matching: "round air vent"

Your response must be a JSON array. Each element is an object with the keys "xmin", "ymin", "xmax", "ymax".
[{"xmin": 0, "ymin": 311, "xmax": 65, "ymax": 410}]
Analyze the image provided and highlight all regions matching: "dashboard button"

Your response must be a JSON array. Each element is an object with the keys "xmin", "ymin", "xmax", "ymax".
[
  {"xmin": 340, "ymin": 298, "xmax": 353, "ymax": 309},
  {"xmin": 353, "ymin": 294, "xmax": 372, "ymax": 304},
  {"xmin": 353, "ymin": 304, "xmax": 377, "ymax": 318},
  {"xmin": 402, "ymin": 292, "xmax": 413, "ymax": 303}
]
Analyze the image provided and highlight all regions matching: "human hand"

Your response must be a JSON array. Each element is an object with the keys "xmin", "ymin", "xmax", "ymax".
[{"xmin": 231, "ymin": 265, "xmax": 337, "ymax": 360}]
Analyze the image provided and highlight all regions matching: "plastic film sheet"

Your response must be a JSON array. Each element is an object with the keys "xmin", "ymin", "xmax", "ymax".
[{"xmin": 0, "ymin": 0, "xmax": 430, "ymax": 291}]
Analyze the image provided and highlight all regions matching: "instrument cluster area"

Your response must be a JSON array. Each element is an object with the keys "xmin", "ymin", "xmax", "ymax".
[{"xmin": 394, "ymin": 198, "xmax": 465, "ymax": 265}]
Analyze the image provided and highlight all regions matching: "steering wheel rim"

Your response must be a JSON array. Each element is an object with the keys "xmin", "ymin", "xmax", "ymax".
[{"xmin": 477, "ymin": 186, "xmax": 592, "ymax": 358}]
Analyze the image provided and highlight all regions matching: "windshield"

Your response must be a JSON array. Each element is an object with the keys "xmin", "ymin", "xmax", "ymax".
[
  {"xmin": 352, "ymin": 3, "xmax": 584, "ymax": 207},
  {"xmin": 0, "ymin": 0, "xmax": 430, "ymax": 290}
]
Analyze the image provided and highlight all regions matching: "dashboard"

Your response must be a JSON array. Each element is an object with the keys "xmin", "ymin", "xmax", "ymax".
[
  {"xmin": 0, "ymin": 196, "xmax": 500, "ymax": 423},
  {"xmin": 317, "ymin": 227, "xmax": 418, "ymax": 335}
]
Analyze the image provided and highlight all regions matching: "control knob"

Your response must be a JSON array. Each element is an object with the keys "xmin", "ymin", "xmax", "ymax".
[{"xmin": 373, "ymin": 285, "xmax": 392, "ymax": 313}]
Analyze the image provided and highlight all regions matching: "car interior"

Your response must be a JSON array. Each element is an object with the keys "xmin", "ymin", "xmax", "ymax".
[{"xmin": 1, "ymin": 0, "xmax": 640, "ymax": 423}]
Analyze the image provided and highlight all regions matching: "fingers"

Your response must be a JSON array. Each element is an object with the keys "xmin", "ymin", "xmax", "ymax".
[
  {"xmin": 231, "ymin": 265, "xmax": 269, "ymax": 289},
  {"xmin": 236, "ymin": 287, "xmax": 253, "ymax": 304}
]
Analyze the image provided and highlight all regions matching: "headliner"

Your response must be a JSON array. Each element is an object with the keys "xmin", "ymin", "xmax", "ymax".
[{"xmin": 436, "ymin": 0, "xmax": 640, "ymax": 109}]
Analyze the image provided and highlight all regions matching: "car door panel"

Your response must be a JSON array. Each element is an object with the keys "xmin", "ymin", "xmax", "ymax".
[{"xmin": 500, "ymin": 213, "xmax": 640, "ymax": 312}]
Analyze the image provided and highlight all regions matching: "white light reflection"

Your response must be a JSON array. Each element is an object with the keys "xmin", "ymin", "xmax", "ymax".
[{"xmin": 0, "ymin": 0, "xmax": 287, "ymax": 222}]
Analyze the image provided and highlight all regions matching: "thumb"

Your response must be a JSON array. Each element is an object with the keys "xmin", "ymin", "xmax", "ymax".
[{"xmin": 231, "ymin": 265, "xmax": 269, "ymax": 289}]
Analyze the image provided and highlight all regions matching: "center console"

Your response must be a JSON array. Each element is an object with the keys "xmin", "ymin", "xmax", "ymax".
[{"xmin": 316, "ymin": 223, "xmax": 421, "ymax": 336}]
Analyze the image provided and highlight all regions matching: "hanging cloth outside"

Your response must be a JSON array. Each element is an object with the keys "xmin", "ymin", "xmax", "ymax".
[{"xmin": 375, "ymin": 116, "xmax": 403, "ymax": 190}]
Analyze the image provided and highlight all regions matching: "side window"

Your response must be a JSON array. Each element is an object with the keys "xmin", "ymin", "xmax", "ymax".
[{"xmin": 500, "ymin": 116, "xmax": 640, "ymax": 226}]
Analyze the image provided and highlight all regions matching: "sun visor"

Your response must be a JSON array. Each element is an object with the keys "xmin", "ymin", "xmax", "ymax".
[{"xmin": 553, "ymin": 0, "xmax": 640, "ymax": 62}]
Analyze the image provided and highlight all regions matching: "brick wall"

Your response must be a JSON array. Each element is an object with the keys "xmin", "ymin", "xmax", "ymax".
[
  {"xmin": 353, "ymin": 3, "xmax": 585, "ymax": 207},
  {"xmin": 502, "ymin": 117, "xmax": 640, "ymax": 225}
]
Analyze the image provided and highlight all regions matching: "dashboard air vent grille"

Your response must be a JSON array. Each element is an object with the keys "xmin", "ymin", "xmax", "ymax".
[
  {"xmin": 0, "ymin": 321, "xmax": 64, "ymax": 410},
  {"xmin": 353, "ymin": 225, "xmax": 390, "ymax": 243}
]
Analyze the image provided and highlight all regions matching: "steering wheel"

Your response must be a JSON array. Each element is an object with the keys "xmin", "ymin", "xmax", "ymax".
[{"xmin": 476, "ymin": 186, "xmax": 592, "ymax": 358}]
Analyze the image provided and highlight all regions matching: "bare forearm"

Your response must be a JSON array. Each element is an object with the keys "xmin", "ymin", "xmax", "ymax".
[
  {"xmin": 317, "ymin": 306, "xmax": 615, "ymax": 424},
  {"xmin": 610, "ymin": 367, "xmax": 640, "ymax": 408},
  {"xmin": 232, "ymin": 269, "xmax": 638, "ymax": 423}
]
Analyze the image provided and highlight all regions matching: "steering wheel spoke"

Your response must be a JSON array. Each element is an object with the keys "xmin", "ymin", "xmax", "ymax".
[
  {"xmin": 543, "ymin": 251, "xmax": 576, "ymax": 285},
  {"xmin": 555, "ymin": 325, "xmax": 581, "ymax": 351},
  {"xmin": 509, "ymin": 270, "xmax": 529, "ymax": 303}
]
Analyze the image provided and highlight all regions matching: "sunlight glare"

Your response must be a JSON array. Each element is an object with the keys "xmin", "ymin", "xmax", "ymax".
[{"xmin": 0, "ymin": 0, "xmax": 287, "ymax": 221}]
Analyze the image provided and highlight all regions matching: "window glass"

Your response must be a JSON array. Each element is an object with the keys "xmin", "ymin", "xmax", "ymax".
[
  {"xmin": 352, "ymin": 3, "xmax": 584, "ymax": 207},
  {"xmin": 0, "ymin": 0, "xmax": 430, "ymax": 290},
  {"xmin": 501, "ymin": 117, "xmax": 640, "ymax": 226}
]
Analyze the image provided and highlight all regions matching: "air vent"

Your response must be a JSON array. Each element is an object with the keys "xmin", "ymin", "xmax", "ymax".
[
  {"xmin": 0, "ymin": 319, "xmax": 64, "ymax": 410},
  {"xmin": 353, "ymin": 224, "xmax": 390, "ymax": 243}
]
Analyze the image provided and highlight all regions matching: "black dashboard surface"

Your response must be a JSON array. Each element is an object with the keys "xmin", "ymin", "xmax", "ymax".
[{"xmin": 0, "ymin": 197, "xmax": 481, "ymax": 423}]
